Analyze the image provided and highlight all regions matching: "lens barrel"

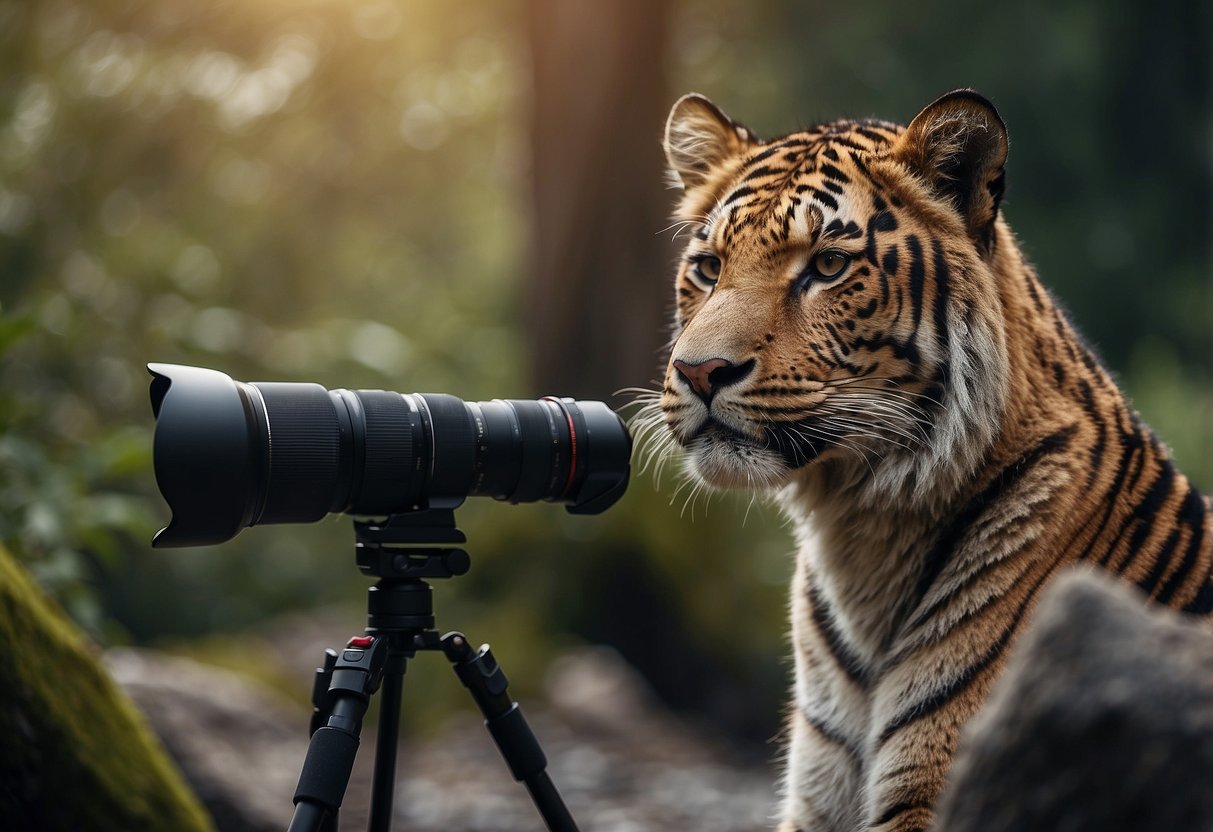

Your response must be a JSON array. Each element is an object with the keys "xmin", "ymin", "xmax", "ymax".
[{"xmin": 147, "ymin": 364, "xmax": 631, "ymax": 547}]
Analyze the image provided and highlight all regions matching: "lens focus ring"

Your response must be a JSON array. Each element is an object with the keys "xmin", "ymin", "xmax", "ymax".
[
  {"xmin": 253, "ymin": 382, "xmax": 341, "ymax": 524},
  {"xmin": 418, "ymin": 394, "xmax": 475, "ymax": 500},
  {"xmin": 353, "ymin": 391, "xmax": 416, "ymax": 515}
]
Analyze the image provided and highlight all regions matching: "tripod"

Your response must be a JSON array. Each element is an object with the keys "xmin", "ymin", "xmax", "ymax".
[{"xmin": 287, "ymin": 502, "xmax": 580, "ymax": 832}]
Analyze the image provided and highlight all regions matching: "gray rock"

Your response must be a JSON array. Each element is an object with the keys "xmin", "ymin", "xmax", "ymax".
[
  {"xmin": 105, "ymin": 648, "xmax": 371, "ymax": 832},
  {"xmin": 936, "ymin": 567, "xmax": 1213, "ymax": 832}
]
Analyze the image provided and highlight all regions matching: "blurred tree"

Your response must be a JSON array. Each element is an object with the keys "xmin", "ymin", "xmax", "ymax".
[{"xmin": 525, "ymin": 0, "xmax": 673, "ymax": 399}]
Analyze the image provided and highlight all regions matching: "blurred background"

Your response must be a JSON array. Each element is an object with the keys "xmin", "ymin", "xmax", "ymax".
[{"xmin": 0, "ymin": 0, "xmax": 1209, "ymax": 783}]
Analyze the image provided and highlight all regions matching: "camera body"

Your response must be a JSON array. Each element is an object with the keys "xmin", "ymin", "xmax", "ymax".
[{"xmin": 148, "ymin": 364, "xmax": 631, "ymax": 547}]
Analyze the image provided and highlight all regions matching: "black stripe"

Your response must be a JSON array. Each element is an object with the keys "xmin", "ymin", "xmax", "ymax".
[
  {"xmin": 1076, "ymin": 379, "xmax": 1106, "ymax": 490},
  {"xmin": 905, "ymin": 235, "xmax": 925, "ymax": 331},
  {"xmin": 907, "ymin": 426, "xmax": 1076, "ymax": 628},
  {"xmin": 1073, "ymin": 427, "xmax": 1144, "ymax": 562},
  {"xmin": 896, "ymin": 555, "xmax": 1036, "ymax": 663},
  {"xmin": 1099, "ymin": 452, "xmax": 1175, "ymax": 569},
  {"xmin": 1160, "ymin": 486, "xmax": 1210, "ymax": 606},
  {"xmin": 857, "ymin": 126, "xmax": 892, "ymax": 144},
  {"xmin": 1051, "ymin": 360, "xmax": 1067, "ymax": 386},
  {"xmin": 856, "ymin": 298, "xmax": 879, "ymax": 319},
  {"xmin": 1183, "ymin": 583, "xmax": 1213, "ymax": 615},
  {"xmin": 1023, "ymin": 269, "xmax": 1046, "ymax": 313},
  {"xmin": 876, "ymin": 760, "xmax": 925, "ymax": 786},
  {"xmin": 865, "ymin": 211, "xmax": 894, "ymax": 266},
  {"xmin": 873, "ymin": 800, "xmax": 930, "ymax": 828},
  {"xmin": 1123, "ymin": 421, "xmax": 1153, "ymax": 495},
  {"xmin": 930, "ymin": 239, "xmax": 951, "ymax": 360},
  {"xmin": 807, "ymin": 340, "xmax": 832, "ymax": 364},
  {"xmin": 1135, "ymin": 529, "xmax": 1182, "ymax": 600},
  {"xmin": 1112, "ymin": 457, "xmax": 1177, "ymax": 572},
  {"xmin": 799, "ymin": 707, "xmax": 863, "ymax": 762},
  {"xmin": 721, "ymin": 184, "xmax": 757, "ymax": 208},
  {"xmin": 873, "ymin": 211, "xmax": 898, "ymax": 232},
  {"xmin": 823, "ymin": 322, "xmax": 850, "ymax": 356},
  {"xmin": 807, "ymin": 580, "xmax": 872, "ymax": 688},
  {"xmin": 742, "ymin": 164, "xmax": 782, "ymax": 180},
  {"xmin": 849, "ymin": 333, "xmax": 921, "ymax": 366},
  {"xmin": 810, "ymin": 188, "xmax": 839, "ymax": 211},
  {"xmin": 881, "ymin": 244, "xmax": 899, "ymax": 276},
  {"xmin": 879, "ymin": 560, "xmax": 1061, "ymax": 749},
  {"xmin": 844, "ymin": 140, "xmax": 879, "ymax": 162},
  {"xmin": 819, "ymin": 162, "xmax": 850, "ymax": 182},
  {"xmin": 741, "ymin": 144, "xmax": 785, "ymax": 167}
]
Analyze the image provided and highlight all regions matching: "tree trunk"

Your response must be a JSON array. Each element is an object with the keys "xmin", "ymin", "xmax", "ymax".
[{"xmin": 525, "ymin": 0, "xmax": 673, "ymax": 401}]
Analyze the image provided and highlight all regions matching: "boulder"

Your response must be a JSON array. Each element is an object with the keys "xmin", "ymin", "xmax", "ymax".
[{"xmin": 936, "ymin": 567, "xmax": 1213, "ymax": 832}]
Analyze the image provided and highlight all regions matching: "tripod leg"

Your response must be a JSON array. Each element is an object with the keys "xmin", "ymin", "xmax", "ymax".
[
  {"xmin": 289, "ymin": 636, "xmax": 388, "ymax": 832},
  {"xmin": 441, "ymin": 632, "xmax": 580, "ymax": 832},
  {"xmin": 368, "ymin": 645, "xmax": 408, "ymax": 832}
]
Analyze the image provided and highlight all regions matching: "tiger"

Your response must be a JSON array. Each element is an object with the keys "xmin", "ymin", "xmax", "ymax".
[{"xmin": 631, "ymin": 88, "xmax": 1213, "ymax": 832}]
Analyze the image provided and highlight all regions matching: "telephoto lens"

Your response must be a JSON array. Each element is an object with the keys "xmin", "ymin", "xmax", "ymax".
[{"xmin": 147, "ymin": 364, "xmax": 632, "ymax": 547}]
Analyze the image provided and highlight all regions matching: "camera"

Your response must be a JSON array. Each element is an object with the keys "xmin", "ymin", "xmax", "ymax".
[{"xmin": 147, "ymin": 363, "xmax": 631, "ymax": 547}]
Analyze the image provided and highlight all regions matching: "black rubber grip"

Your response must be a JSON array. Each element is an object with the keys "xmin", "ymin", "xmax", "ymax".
[
  {"xmin": 254, "ymin": 382, "xmax": 341, "ymax": 524},
  {"xmin": 293, "ymin": 726, "xmax": 360, "ymax": 810}
]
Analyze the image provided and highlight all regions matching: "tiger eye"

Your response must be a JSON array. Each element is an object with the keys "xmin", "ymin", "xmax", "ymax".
[
  {"xmin": 696, "ymin": 255, "xmax": 722, "ymax": 284},
  {"xmin": 813, "ymin": 250, "xmax": 850, "ymax": 278}
]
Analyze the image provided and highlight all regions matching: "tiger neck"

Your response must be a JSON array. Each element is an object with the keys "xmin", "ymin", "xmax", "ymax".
[
  {"xmin": 778, "ymin": 463, "xmax": 947, "ymax": 657},
  {"xmin": 774, "ymin": 221, "xmax": 1087, "ymax": 655}
]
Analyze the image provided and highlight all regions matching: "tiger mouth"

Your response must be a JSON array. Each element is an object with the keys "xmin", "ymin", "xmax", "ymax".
[
  {"xmin": 691, "ymin": 417, "xmax": 755, "ymax": 446},
  {"xmin": 689, "ymin": 417, "xmax": 826, "ymax": 467},
  {"xmin": 682, "ymin": 417, "xmax": 824, "ymax": 489}
]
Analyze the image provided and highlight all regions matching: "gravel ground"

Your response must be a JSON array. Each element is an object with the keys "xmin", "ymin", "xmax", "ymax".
[{"xmin": 107, "ymin": 642, "xmax": 777, "ymax": 832}]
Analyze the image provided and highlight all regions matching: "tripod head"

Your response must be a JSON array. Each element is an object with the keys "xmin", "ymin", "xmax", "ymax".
[
  {"xmin": 354, "ymin": 498, "xmax": 470, "ymax": 581},
  {"xmin": 348, "ymin": 499, "xmax": 472, "ymax": 639}
]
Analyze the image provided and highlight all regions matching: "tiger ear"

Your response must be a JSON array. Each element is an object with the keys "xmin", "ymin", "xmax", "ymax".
[
  {"xmin": 894, "ymin": 90, "xmax": 1008, "ymax": 254},
  {"xmin": 664, "ymin": 93, "xmax": 755, "ymax": 189}
]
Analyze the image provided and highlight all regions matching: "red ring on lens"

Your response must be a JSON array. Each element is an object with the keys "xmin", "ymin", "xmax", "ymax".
[{"xmin": 543, "ymin": 396, "xmax": 577, "ymax": 497}]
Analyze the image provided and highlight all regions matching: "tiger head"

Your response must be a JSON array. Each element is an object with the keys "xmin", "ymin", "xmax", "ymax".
[{"xmin": 656, "ymin": 90, "xmax": 1015, "ymax": 508}]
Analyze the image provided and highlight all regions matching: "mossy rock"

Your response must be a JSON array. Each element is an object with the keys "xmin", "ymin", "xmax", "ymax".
[{"xmin": 0, "ymin": 544, "xmax": 212, "ymax": 831}]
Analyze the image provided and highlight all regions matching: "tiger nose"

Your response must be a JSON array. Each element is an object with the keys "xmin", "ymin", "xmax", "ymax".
[{"xmin": 673, "ymin": 357, "xmax": 755, "ymax": 402}]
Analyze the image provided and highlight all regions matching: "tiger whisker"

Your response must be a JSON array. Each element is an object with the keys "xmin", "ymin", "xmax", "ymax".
[
  {"xmin": 812, "ymin": 412, "xmax": 918, "ymax": 454},
  {"xmin": 816, "ymin": 403, "xmax": 930, "ymax": 447}
]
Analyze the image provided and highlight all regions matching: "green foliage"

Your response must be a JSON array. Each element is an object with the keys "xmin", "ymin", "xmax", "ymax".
[
  {"xmin": 0, "ymin": 543, "xmax": 212, "ymax": 831},
  {"xmin": 0, "ymin": 307, "xmax": 156, "ymax": 637}
]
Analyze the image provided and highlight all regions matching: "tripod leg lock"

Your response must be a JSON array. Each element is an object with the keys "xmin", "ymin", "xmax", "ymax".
[
  {"xmin": 292, "ymin": 635, "xmax": 390, "ymax": 822},
  {"xmin": 442, "ymin": 632, "xmax": 548, "ymax": 782},
  {"xmin": 486, "ymin": 703, "xmax": 548, "ymax": 782}
]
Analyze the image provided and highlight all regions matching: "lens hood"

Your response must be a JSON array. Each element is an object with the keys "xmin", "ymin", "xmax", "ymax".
[{"xmin": 148, "ymin": 363, "xmax": 268, "ymax": 547}]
